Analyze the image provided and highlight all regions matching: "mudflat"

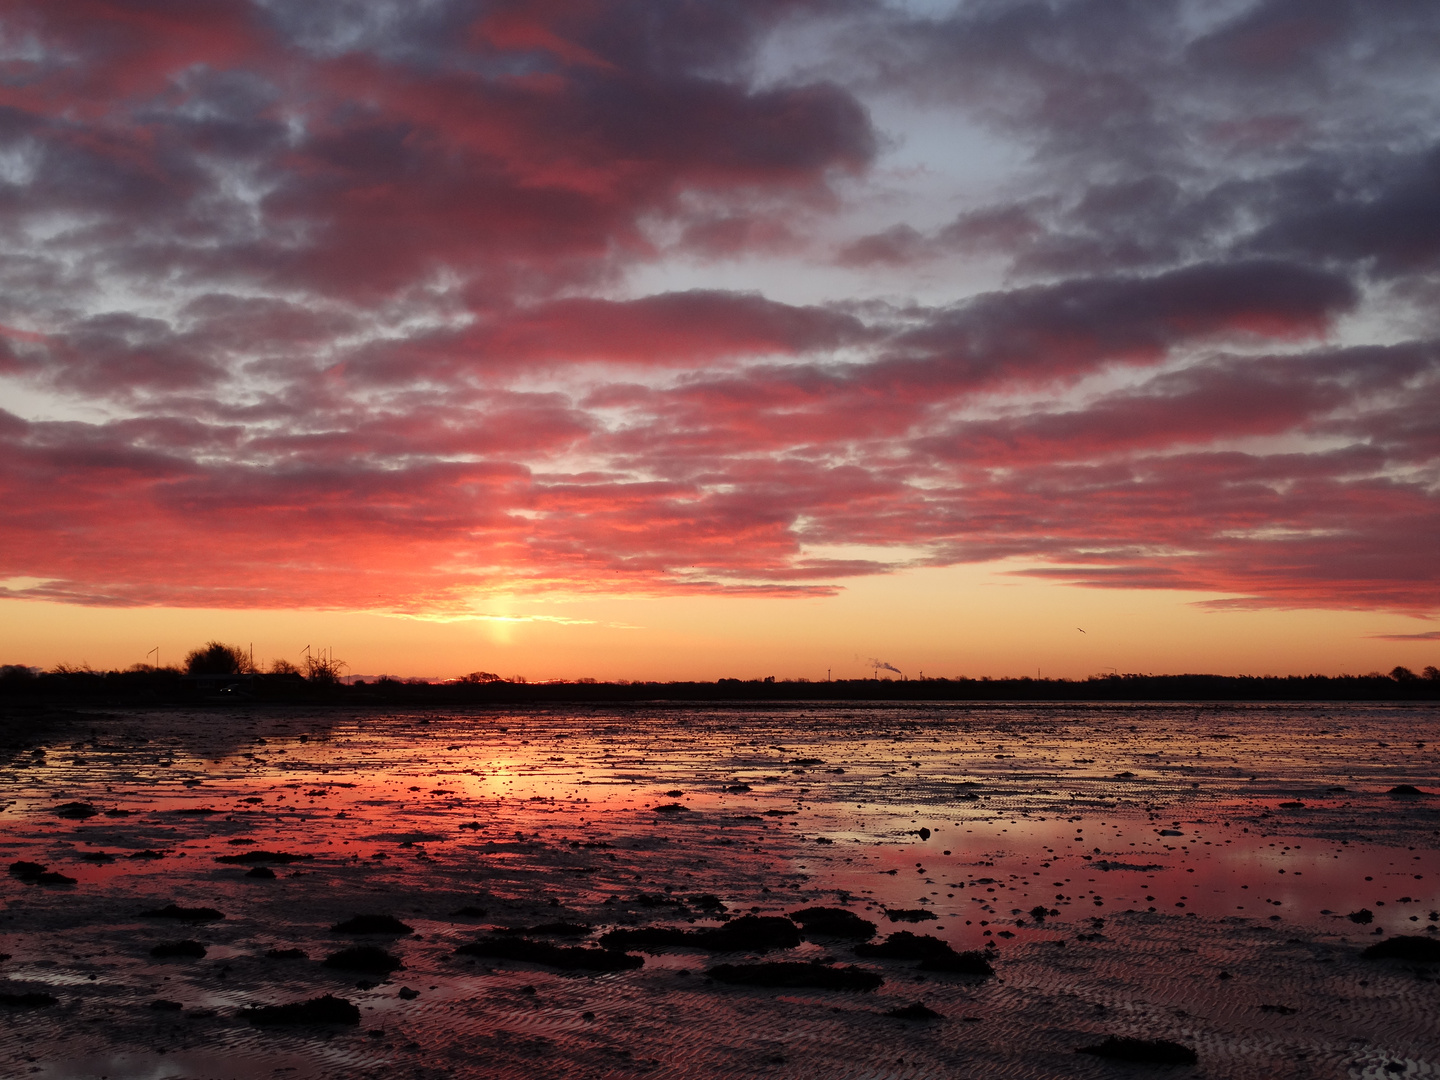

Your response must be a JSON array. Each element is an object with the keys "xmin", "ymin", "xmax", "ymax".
[{"xmin": 1, "ymin": 702, "xmax": 1437, "ymax": 1078}]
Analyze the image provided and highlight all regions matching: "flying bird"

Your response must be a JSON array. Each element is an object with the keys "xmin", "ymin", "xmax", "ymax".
[{"xmin": 1077, "ymin": 628, "xmax": 1087, "ymax": 633}]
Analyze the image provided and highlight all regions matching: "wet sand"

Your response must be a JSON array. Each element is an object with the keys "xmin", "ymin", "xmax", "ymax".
[{"xmin": 2, "ymin": 702, "xmax": 1438, "ymax": 1078}]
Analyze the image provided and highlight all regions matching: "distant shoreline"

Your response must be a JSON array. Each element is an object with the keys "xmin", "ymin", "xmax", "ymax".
[{"xmin": 3, "ymin": 669, "xmax": 1438, "ymax": 708}]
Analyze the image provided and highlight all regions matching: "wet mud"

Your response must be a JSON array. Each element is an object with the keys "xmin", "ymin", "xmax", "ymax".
[{"xmin": 1, "ymin": 701, "xmax": 1438, "ymax": 1078}]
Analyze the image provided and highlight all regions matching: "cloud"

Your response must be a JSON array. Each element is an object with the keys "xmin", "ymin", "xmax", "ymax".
[{"xmin": 0, "ymin": 0, "xmax": 1435, "ymax": 619}]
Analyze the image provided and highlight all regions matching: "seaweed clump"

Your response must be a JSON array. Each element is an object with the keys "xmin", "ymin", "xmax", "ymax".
[
  {"xmin": 1077, "ymin": 1036, "xmax": 1197, "ymax": 1065},
  {"xmin": 884, "ymin": 908, "xmax": 938, "ymax": 923},
  {"xmin": 494, "ymin": 922, "xmax": 592, "ymax": 937},
  {"xmin": 331, "ymin": 914, "xmax": 414, "ymax": 935},
  {"xmin": 150, "ymin": 940, "xmax": 207, "ymax": 959},
  {"xmin": 887, "ymin": 1002, "xmax": 943, "ymax": 1019},
  {"xmin": 244, "ymin": 994, "xmax": 361, "ymax": 1026},
  {"xmin": 789, "ymin": 907, "xmax": 877, "ymax": 939},
  {"xmin": 601, "ymin": 915, "xmax": 800, "ymax": 953},
  {"xmin": 7, "ymin": 861, "xmax": 75, "ymax": 885},
  {"xmin": 322, "ymin": 947, "xmax": 404, "ymax": 974},
  {"xmin": 216, "ymin": 851, "xmax": 314, "ymax": 865},
  {"xmin": 707, "ymin": 962, "xmax": 882, "ymax": 991},
  {"xmin": 0, "ymin": 992, "xmax": 57, "ymax": 1008},
  {"xmin": 854, "ymin": 932, "xmax": 994, "ymax": 976},
  {"xmin": 141, "ymin": 904, "xmax": 224, "ymax": 922},
  {"xmin": 455, "ymin": 937, "xmax": 643, "ymax": 971},
  {"xmin": 1361, "ymin": 936, "xmax": 1440, "ymax": 963}
]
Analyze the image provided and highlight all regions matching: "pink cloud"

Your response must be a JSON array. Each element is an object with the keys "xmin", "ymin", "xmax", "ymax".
[{"xmin": 0, "ymin": 0, "xmax": 1435, "ymax": 621}]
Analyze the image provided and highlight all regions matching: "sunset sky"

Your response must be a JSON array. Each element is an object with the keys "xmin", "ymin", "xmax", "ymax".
[{"xmin": 1, "ymin": 0, "xmax": 1438, "ymax": 680}]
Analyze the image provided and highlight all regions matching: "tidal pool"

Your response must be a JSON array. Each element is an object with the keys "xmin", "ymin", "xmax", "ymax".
[{"xmin": 2, "ymin": 702, "xmax": 1438, "ymax": 1078}]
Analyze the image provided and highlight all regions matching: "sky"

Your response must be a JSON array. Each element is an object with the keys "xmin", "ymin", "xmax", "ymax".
[{"xmin": 1, "ymin": 0, "xmax": 1438, "ymax": 681}]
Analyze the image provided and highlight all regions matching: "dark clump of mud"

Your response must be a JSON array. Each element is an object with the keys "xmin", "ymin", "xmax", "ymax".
[
  {"xmin": 245, "ymin": 866, "xmax": 276, "ymax": 879},
  {"xmin": 600, "ymin": 915, "xmax": 800, "ymax": 953},
  {"xmin": 216, "ymin": 850, "xmax": 314, "ymax": 864},
  {"xmin": 54, "ymin": 801, "xmax": 97, "ymax": 819},
  {"xmin": 455, "ymin": 936, "xmax": 643, "ymax": 971},
  {"xmin": 855, "ymin": 932, "xmax": 995, "ymax": 976},
  {"xmin": 8, "ymin": 861, "xmax": 75, "ymax": 886},
  {"xmin": 322, "ymin": 946, "xmax": 404, "ymax": 974},
  {"xmin": 1348, "ymin": 909, "xmax": 1374, "ymax": 924},
  {"xmin": 789, "ymin": 907, "xmax": 877, "ymax": 939},
  {"xmin": 884, "ymin": 908, "xmax": 938, "ymax": 923},
  {"xmin": 695, "ymin": 915, "xmax": 801, "ymax": 952},
  {"xmin": 150, "ymin": 939, "xmax": 207, "ymax": 959},
  {"xmin": 244, "ymin": 994, "xmax": 361, "ymax": 1026},
  {"xmin": 265, "ymin": 948, "xmax": 307, "ymax": 960},
  {"xmin": 1077, "ymin": 1036, "xmax": 1198, "ymax": 1065},
  {"xmin": 707, "ymin": 962, "xmax": 883, "ymax": 992},
  {"xmin": 142, "ymin": 903, "xmax": 224, "ymax": 922},
  {"xmin": 1361, "ymin": 936, "xmax": 1440, "ymax": 962},
  {"xmin": 598, "ymin": 926, "xmax": 692, "ymax": 950},
  {"xmin": 0, "ymin": 992, "xmax": 58, "ymax": 1008},
  {"xmin": 332, "ymin": 914, "xmax": 414, "ymax": 935},
  {"xmin": 494, "ymin": 922, "xmax": 592, "ymax": 937},
  {"xmin": 887, "ymin": 1002, "xmax": 943, "ymax": 1020},
  {"xmin": 149, "ymin": 999, "xmax": 184, "ymax": 1011},
  {"xmin": 1388, "ymin": 785, "xmax": 1427, "ymax": 796}
]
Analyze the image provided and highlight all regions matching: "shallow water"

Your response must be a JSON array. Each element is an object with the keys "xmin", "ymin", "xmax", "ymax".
[{"xmin": 2, "ymin": 702, "xmax": 1438, "ymax": 1078}]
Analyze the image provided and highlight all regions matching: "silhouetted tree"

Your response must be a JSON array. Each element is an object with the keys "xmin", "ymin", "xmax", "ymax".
[
  {"xmin": 1391, "ymin": 665, "xmax": 1418, "ymax": 682},
  {"xmin": 1425, "ymin": 665, "xmax": 1440, "ymax": 682},
  {"xmin": 185, "ymin": 641, "xmax": 253, "ymax": 675},
  {"xmin": 304, "ymin": 650, "xmax": 346, "ymax": 684}
]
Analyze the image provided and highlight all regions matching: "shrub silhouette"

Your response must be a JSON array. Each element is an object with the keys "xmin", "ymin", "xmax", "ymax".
[{"xmin": 184, "ymin": 642, "xmax": 252, "ymax": 675}]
